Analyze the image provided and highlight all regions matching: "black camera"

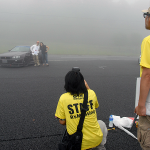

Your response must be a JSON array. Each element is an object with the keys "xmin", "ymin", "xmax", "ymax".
[{"xmin": 72, "ymin": 67, "xmax": 80, "ymax": 72}]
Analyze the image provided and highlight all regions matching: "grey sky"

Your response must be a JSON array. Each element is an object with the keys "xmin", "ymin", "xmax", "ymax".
[{"xmin": 0, "ymin": 0, "xmax": 150, "ymax": 56}]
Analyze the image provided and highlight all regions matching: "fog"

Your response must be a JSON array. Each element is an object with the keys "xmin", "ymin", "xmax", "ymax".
[{"xmin": 0, "ymin": 0, "xmax": 150, "ymax": 56}]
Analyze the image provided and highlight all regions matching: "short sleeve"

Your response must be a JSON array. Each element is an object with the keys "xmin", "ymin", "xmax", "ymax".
[
  {"xmin": 55, "ymin": 97, "xmax": 66, "ymax": 119},
  {"xmin": 94, "ymin": 92, "xmax": 99, "ymax": 109},
  {"xmin": 140, "ymin": 39, "xmax": 150, "ymax": 69}
]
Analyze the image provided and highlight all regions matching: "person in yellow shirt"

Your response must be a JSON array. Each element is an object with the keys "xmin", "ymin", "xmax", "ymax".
[
  {"xmin": 55, "ymin": 69, "xmax": 107, "ymax": 150},
  {"xmin": 134, "ymin": 7, "xmax": 150, "ymax": 150}
]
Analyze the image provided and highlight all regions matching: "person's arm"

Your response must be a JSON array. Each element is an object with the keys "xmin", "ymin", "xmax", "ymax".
[
  {"xmin": 55, "ymin": 97, "xmax": 66, "ymax": 125},
  {"xmin": 30, "ymin": 45, "xmax": 34, "ymax": 52},
  {"xmin": 59, "ymin": 119, "xmax": 66, "ymax": 125},
  {"xmin": 134, "ymin": 67, "xmax": 150, "ymax": 116},
  {"xmin": 55, "ymin": 116, "xmax": 66, "ymax": 125},
  {"xmin": 84, "ymin": 80, "xmax": 90, "ymax": 90},
  {"xmin": 46, "ymin": 46, "xmax": 49, "ymax": 52}
]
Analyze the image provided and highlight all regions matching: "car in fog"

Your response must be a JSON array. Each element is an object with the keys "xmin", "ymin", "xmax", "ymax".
[{"xmin": 0, "ymin": 46, "xmax": 42, "ymax": 67}]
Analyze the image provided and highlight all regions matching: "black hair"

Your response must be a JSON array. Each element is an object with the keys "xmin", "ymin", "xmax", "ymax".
[
  {"xmin": 40, "ymin": 42, "xmax": 45, "ymax": 49},
  {"xmin": 64, "ymin": 71, "xmax": 87, "ymax": 95}
]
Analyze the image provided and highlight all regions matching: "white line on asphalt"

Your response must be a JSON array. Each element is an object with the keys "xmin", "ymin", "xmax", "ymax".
[{"xmin": 99, "ymin": 66, "xmax": 107, "ymax": 69}]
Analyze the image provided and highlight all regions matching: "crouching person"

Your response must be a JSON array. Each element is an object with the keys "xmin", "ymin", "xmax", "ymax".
[{"xmin": 55, "ymin": 69, "xmax": 108, "ymax": 150}]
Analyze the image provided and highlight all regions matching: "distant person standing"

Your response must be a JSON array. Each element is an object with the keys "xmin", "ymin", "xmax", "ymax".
[
  {"xmin": 30, "ymin": 41, "xmax": 40, "ymax": 66},
  {"xmin": 134, "ymin": 8, "xmax": 150, "ymax": 150},
  {"xmin": 40, "ymin": 42, "xmax": 49, "ymax": 66}
]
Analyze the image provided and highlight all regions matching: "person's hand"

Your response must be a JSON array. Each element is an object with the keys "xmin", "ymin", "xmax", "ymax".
[
  {"xmin": 84, "ymin": 80, "xmax": 90, "ymax": 90},
  {"xmin": 134, "ymin": 105, "xmax": 146, "ymax": 116}
]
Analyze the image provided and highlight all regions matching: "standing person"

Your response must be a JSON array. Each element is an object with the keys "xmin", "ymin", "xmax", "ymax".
[
  {"xmin": 40, "ymin": 42, "xmax": 49, "ymax": 66},
  {"xmin": 134, "ymin": 8, "xmax": 150, "ymax": 150},
  {"xmin": 55, "ymin": 69, "xmax": 108, "ymax": 150},
  {"xmin": 30, "ymin": 41, "xmax": 40, "ymax": 66}
]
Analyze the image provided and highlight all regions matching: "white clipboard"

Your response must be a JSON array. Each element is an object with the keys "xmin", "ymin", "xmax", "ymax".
[{"xmin": 135, "ymin": 77, "xmax": 150, "ymax": 115}]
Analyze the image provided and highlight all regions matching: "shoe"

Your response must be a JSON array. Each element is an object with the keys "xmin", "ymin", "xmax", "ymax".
[
  {"xmin": 34, "ymin": 64, "xmax": 37, "ymax": 66},
  {"xmin": 38, "ymin": 64, "xmax": 40, "ymax": 66},
  {"xmin": 46, "ymin": 64, "xmax": 49, "ymax": 66},
  {"xmin": 43, "ymin": 64, "xmax": 45, "ymax": 66}
]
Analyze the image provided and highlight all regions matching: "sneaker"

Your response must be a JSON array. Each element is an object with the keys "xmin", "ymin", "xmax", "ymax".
[
  {"xmin": 34, "ymin": 64, "xmax": 37, "ymax": 66},
  {"xmin": 46, "ymin": 64, "xmax": 49, "ymax": 66}
]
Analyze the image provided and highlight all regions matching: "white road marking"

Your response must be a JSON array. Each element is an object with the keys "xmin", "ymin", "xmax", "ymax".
[{"xmin": 99, "ymin": 66, "xmax": 107, "ymax": 69}]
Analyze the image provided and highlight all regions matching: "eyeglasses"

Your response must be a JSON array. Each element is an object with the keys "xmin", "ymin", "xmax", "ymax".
[{"xmin": 143, "ymin": 13, "xmax": 150, "ymax": 18}]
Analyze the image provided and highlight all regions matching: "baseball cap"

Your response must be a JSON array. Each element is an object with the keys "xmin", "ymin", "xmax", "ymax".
[{"xmin": 142, "ymin": 7, "xmax": 150, "ymax": 13}]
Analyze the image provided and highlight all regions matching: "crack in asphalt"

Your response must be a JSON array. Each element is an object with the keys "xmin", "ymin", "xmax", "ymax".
[{"xmin": 0, "ymin": 133, "xmax": 63, "ymax": 142}]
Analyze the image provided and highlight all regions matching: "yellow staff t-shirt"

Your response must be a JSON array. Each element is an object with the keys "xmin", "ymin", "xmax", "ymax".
[
  {"xmin": 140, "ymin": 35, "xmax": 150, "ymax": 77},
  {"xmin": 55, "ymin": 89, "xmax": 103, "ymax": 150}
]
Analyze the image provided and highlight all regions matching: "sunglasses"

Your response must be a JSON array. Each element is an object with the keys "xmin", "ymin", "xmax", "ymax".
[{"xmin": 143, "ymin": 13, "xmax": 150, "ymax": 18}]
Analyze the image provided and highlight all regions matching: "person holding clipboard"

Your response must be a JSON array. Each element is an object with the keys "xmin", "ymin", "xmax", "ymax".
[{"xmin": 134, "ymin": 7, "xmax": 150, "ymax": 150}]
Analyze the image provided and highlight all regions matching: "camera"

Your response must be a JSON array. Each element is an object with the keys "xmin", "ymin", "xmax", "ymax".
[{"xmin": 72, "ymin": 67, "xmax": 80, "ymax": 72}]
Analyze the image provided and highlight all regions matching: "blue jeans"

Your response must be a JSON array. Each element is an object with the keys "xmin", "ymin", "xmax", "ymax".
[{"xmin": 42, "ymin": 53, "xmax": 48, "ymax": 64}]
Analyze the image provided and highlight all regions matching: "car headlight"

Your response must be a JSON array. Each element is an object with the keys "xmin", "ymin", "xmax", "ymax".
[{"xmin": 12, "ymin": 56, "xmax": 20, "ymax": 59}]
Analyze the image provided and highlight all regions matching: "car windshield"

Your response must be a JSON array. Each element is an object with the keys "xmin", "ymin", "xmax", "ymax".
[{"xmin": 11, "ymin": 46, "xmax": 30, "ymax": 52}]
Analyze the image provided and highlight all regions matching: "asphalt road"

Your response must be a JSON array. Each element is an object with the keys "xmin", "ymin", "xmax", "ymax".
[{"xmin": 0, "ymin": 55, "xmax": 141, "ymax": 150}]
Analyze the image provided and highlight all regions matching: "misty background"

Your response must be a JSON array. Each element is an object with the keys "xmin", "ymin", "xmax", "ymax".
[{"xmin": 0, "ymin": 0, "xmax": 150, "ymax": 56}]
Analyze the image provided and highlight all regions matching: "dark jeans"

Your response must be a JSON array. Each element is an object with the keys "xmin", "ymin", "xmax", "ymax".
[{"xmin": 42, "ymin": 53, "xmax": 48, "ymax": 64}]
